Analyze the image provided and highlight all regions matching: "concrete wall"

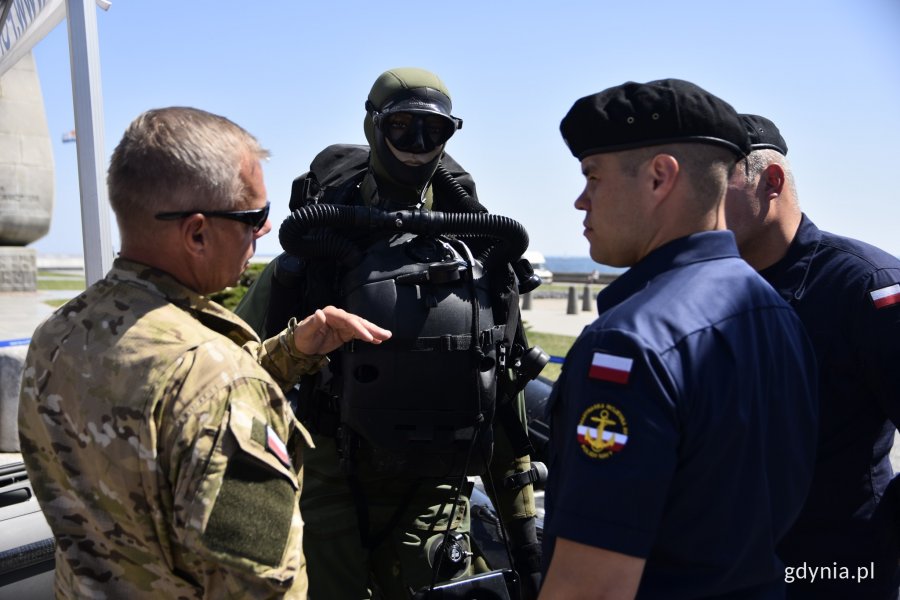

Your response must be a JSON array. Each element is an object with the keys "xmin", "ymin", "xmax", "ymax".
[{"xmin": 0, "ymin": 51, "xmax": 54, "ymax": 247}]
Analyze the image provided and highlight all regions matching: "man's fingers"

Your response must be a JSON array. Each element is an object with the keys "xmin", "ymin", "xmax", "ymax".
[
  {"xmin": 292, "ymin": 307, "xmax": 392, "ymax": 356},
  {"xmin": 348, "ymin": 317, "xmax": 391, "ymax": 343},
  {"xmin": 298, "ymin": 309, "xmax": 325, "ymax": 327},
  {"xmin": 317, "ymin": 306, "xmax": 391, "ymax": 343},
  {"xmin": 334, "ymin": 316, "xmax": 391, "ymax": 344}
]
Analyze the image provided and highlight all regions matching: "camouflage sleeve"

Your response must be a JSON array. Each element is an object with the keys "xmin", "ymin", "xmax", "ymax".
[
  {"xmin": 487, "ymin": 389, "xmax": 537, "ymax": 522},
  {"xmin": 241, "ymin": 318, "xmax": 328, "ymax": 393},
  {"xmin": 159, "ymin": 343, "xmax": 309, "ymax": 598}
]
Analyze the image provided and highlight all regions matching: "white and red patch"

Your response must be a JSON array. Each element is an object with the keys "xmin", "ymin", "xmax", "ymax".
[
  {"xmin": 576, "ymin": 425, "xmax": 628, "ymax": 452},
  {"xmin": 588, "ymin": 352, "xmax": 633, "ymax": 384},
  {"xmin": 870, "ymin": 284, "xmax": 900, "ymax": 309},
  {"xmin": 266, "ymin": 426, "xmax": 291, "ymax": 468}
]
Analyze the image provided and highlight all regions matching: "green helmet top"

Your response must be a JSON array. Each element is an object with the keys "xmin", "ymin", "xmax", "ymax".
[{"xmin": 367, "ymin": 68, "xmax": 454, "ymax": 114}]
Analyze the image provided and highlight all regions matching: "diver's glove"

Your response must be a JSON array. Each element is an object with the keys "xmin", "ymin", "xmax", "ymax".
[{"xmin": 506, "ymin": 516, "xmax": 542, "ymax": 600}]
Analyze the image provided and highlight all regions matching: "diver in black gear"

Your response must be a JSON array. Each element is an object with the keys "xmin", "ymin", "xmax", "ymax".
[{"xmin": 235, "ymin": 67, "xmax": 543, "ymax": 600}]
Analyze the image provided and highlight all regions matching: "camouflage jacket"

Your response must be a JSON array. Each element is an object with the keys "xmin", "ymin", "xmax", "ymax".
[{"xmin": 18, "ymin": 258, "xmax": 321, "ymax": 599}]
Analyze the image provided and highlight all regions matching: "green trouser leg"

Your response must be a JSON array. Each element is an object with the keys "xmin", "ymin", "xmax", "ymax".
[{"xmin": 301, "ymin": 434, "xmax": 473, "ymax": 600}]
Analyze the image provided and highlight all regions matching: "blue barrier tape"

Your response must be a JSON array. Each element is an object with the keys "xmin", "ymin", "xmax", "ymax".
[
  {"xmin": 0, "ymin": 338, "xmax": 30, "ymax": 348},
  {"xmin": 1, "ymin": 338, "xmax": 563, "ymax": 365}
]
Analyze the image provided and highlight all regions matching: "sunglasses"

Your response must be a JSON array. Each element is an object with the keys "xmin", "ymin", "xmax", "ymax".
[{"xmin": 155, "ymin": 201, "xmax": 270, "ymax": 232}]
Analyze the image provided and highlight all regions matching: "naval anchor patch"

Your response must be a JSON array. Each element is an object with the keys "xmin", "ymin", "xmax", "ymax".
[{"xmin": 576, "ymin": 403, "xmax": 629, "ymax": 459}]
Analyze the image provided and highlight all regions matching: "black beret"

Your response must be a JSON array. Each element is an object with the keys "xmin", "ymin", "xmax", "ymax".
[
  {"xmin": 740, "ymin": 114, "xmax": 788, "ymax": 155},
  {"xmin": 560, "ymin": 79, "xmax": 751, "ymax": 159}
]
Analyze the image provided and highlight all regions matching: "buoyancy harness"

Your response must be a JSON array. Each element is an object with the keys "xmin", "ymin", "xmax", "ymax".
[{"xmin": 277, "ymin": 145, "xmax": 544, "ymax": 479}]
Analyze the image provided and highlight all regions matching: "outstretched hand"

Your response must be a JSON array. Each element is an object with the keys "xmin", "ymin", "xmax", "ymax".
[{"xmin": 292, "ymin": 306, "xmax": 391, "ymax": 356}]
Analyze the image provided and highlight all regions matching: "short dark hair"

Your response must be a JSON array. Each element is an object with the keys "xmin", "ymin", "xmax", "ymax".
[{"xmin": 618, "ymin": 143, "xmax": 736, "ymax": 212}]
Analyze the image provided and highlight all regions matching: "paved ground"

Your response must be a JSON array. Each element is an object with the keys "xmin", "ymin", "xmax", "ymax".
[
  {"xmin": 519, "ymin": 296, "xmax": 597, "ymax": 337},
  {"xmin": 0, "ymin": 290, "xmax": 74, "ymax": 344},
  {"xmin": 522, "ymin": 298, "xmax": 597, "ymax": 336}
]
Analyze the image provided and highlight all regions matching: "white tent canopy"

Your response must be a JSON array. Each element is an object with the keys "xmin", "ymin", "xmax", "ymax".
[{"xmin": 0, "ymin": 0, "xmax": 112, "ymax": 284}]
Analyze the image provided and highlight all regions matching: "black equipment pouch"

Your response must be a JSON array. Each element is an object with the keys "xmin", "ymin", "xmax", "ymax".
[{"xmin": 412, "ymin": 569, "xmax": 520, "ymax": 600}]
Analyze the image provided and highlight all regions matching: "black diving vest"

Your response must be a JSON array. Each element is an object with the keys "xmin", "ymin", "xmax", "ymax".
[{"xmin": 336, "ymin": 232, "xmax": 499, "ymax": 477}]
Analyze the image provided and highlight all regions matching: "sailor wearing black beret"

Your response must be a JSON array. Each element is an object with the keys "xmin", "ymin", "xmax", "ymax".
[
  {"xmin": 560, "ymin": 78, "xmax": 751, "ymax": 159},
  {"xmin": 740, "ymin": 113, "xmax": 788, "ymax": 154},
  {"xmin": 540, "ymin": 81, "xmax": 819, "ymax": 599},
  {"xmin": 726, "ymin": 112, "xmax": 900, "ymax": 599}
]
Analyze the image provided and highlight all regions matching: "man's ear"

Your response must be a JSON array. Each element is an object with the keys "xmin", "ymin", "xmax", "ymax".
[
  {"xmin": 648, "ymin": 153, "xmax": 679, "ymax": 201},
  {"xmin": 180, "ymin": 214, "xmax": 208, "ymax": 257},
  {"xmin": 762, "ymin": 163, "xmax": 785, "ymax": 198}
]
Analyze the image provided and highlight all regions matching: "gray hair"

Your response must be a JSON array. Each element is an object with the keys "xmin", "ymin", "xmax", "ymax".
[
  {"xmin": 107, "ymin": 107, "xmax": 269, "ymax": 225},
  {"xmin": 741, "ymin": 149, "xmax": 799, "ymax": 201}
]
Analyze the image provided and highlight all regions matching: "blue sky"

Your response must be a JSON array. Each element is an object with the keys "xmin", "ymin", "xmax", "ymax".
[{"xmin": 26, "ymin": 0, "xmax": 900, "ymax": 259}]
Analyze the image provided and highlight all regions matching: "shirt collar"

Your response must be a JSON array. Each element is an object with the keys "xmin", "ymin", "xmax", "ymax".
[
  {"xmin": 108, "ymin": 257, "xmax": 260, "ymax": 345},
  {"xmin": 757, "ymin": 214, "xmax": 822, "ymax": 303},
  {"xmin": 758, "ymin": 214, "xmax": 821, "ymax": 283},
  {"xmin": 596, "ymin": 230, "xmax": 741, "ymax": 314}
]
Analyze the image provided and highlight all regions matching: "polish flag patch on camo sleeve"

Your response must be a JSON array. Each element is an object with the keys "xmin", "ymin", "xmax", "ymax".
[
  {"xmin": 266, "ymin": 426, "xmax": 292, "ymax": 468},
  {"xmin": 588, "ymin": 352, "xmax": 633, "ymax": 384},
  {"xmin": 870, "ymin": 283, "xmax": 900, "ymax": 309}
]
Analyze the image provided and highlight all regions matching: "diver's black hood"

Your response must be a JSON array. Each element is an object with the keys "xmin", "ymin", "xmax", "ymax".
[{"xmin": 363, "ymin": 68, "xmax": 460, "ymax": 208}]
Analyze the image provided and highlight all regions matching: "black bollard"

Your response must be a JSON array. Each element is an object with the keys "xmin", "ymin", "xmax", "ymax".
[
  {"xmin": 582, "ymin": 285, "xmax": 592, "ymax": 311},
  {"xmin": 567, "ymin": 286, "xmax": 578, "ymax": 315},
  {"xmin": 522, "ymin": 292, "xmax": 532, "ymax": 311}
]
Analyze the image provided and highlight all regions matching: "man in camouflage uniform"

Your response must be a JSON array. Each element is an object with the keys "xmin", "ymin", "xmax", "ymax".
[{"xmin": 17, "ymin": 107, "xmax": 390, "ymax": 599}]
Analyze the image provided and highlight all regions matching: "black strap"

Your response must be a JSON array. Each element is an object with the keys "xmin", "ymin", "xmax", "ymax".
[
  {"xmin": 346, "ymin": 326, "xmax": 504, "ymax": 353},
  {"xmin": 503, "ymin": 463, "xmax": 546, "ymax": 491},
  {"xmin": 429, "ymin": 415, "xmax": 484, "ymax": 591},
  {"xmin": 479, "ymin": 440, "xmax": 517, "ymax": 579},
  {"xmin": 495, "ymin": 287, "xmax": 535, "ymax": 459},
  {"xmin": 497, "ymin": 322, "xmax": 534, "ymax": 457},
  {"xmin": 497, "ymin": 398, "xmax": 534, "ymax": 460}
]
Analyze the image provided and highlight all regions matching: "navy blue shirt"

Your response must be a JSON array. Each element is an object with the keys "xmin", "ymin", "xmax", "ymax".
[
  {"xmin": 764, "ymin": 215, "xmax": 900, "ymax": 599},
  {"xmin": 543, "ymin": 231, "xmax": 818, "ymax": 599}
]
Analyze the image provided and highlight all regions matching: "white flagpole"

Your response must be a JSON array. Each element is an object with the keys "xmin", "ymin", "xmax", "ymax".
[{"xmin": 65, "ymin": 0, "xmax": 112, "ymax": 284}]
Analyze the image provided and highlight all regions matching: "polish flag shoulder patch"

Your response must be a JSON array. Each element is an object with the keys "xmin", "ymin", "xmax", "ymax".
[
  {"xmin": 266, "ymin": 426, "xmax": 292, "ymax": 468},
  {"xmin": 869, "ymin": 283, "xmax": 900, "ymax": 309},
  {"xmin": 588, "ymin": 351, "xmax": 633, "ymax": 384}
]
